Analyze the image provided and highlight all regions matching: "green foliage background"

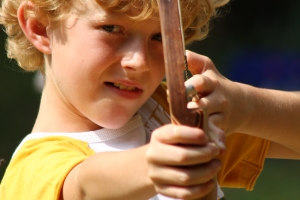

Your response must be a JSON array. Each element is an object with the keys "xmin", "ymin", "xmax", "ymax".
[{"xmin": 1, "ymin": 0, "xmax": 300, "ymax": 199}]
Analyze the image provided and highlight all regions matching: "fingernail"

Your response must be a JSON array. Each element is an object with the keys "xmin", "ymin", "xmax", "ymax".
[
  {"xmin": 210, "ymin": 143, "xmax": 220, "ymax": 156},
  {"xmin": 217, "ymin": 141, "xmax": 226, "ymax": 151}
]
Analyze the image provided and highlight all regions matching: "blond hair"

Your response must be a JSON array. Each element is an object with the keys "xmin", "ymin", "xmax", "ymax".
[{"xmin": 0, "ymin": 0, "xmax": 229, "ymax": 72}]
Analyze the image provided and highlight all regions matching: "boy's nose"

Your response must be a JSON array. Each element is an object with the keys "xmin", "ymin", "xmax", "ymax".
[{"xmin": 120, "ymin": 40, "xmax": 150, "ymax": 72}]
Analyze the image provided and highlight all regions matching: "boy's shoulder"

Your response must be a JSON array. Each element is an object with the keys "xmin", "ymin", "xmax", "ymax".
[{"xmin": 1, "ymin": 136, "xmax": 94, "ymax": 199}]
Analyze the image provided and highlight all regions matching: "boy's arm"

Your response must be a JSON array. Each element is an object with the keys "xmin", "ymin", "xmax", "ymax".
[
  {"xmin": 234, "ymin": 84, "xmax": 300, "ymax": 158},
  {"xmin": 63, "ymin": 146, "xmax": 156, "ymax": 200},
  {"xmin": 63, "ymin": 125, "xmax": 222, "ymax": 200},
  {"xmin": 185, "ymin": 50, "xmax": 300, "ymax": 158},
  {"xmin": 267, "ymin": 142, "xmax": 300, "ymax": 159}
]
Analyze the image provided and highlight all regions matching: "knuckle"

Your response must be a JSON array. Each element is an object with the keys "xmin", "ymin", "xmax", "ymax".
[
  {"xmin": 193, "ymin": 74, "xmax": 202, "ymax": 80},
  {"xmin": 170, "ymin": 125, "xmax": 181, "ymax": 140},
  {"xmin": 202, "ymin": 55, "xmax": 212, "ymax": 64},
  {"xmin": 195, "ymin": 74, "xmax": 206, "ymax": 86},
  {"xmin": 175, "ymin": 150, "xmax": 189, "ymax": 163},
  {"xmin": 148, "ymin": 170, "xmax": 159, "ymax": 181},
  {"xmin": 153, "ymin": 185, "xmax": 166, "ymax": 195},
  {"xmin": 195, "ymin": 129, "xmax": 206, "ymax": 141},
  {"xmin": 145, "ymin": 149, "xmax": 155, "ymax": 162},
  {"xmin": 176, "ymin": 172, "xmax": 192, "ymax": 185},
  {"xmin": 207, "ymin": 160, "xmax": 220, "ymax": 176},
  {"xmin": 198, "ymin": 147, "xmax": 215, "ymax": 163},
  {"xmin": 220, "ymin": 96, "xmax": 228, "ymax": 108},
  {"xmin": 176, "ymin": 190, "xmax": 192, "ymax": 199},
  {"xmin": 195, "ymin": 181, "xmax": 215, "ymax": 198},
  {"xmin": 210, "ymin": 75, "xmax": 219, "ymax": 84},
  {"xmin": 155, "ymin": 186, "xmax": 192, "ymax": 200},
  {"xmin": 151, "ymin": 129, "xmax": 160, "ymax": 138},
  {"xmin": 204, "ymin": 152, "xmax": 214, "ymax": 163}
]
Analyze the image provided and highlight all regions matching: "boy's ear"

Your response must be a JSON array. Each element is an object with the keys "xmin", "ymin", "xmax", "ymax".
[{"xmin": 17, "ymin": 1, "xmax": 51, "ymax": 54}]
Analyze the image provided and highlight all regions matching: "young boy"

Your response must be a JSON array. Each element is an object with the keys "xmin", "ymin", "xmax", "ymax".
[{"xmin": 1, "ymin": 0, "xmax": 299, "ymax": 200}]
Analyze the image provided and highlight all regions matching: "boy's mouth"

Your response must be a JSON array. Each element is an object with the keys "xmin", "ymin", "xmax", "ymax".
[{"xmin": 108, "ymin": 82, "xmax": 137, "ymax": 91}]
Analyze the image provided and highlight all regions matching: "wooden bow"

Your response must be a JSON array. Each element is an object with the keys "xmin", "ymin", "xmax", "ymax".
[{"xmin": 157, "ymin": 0, "xmax": 217, "ymax": 199}]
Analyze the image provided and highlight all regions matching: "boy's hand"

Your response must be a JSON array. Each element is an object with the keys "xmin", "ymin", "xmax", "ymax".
[
  {"xmin": 185, "ymin": 50, "xmax": 244, "ymax": 135},
  {"xmin": 146, "ymin": 124, "xmax": 222, "ymax": 199}
]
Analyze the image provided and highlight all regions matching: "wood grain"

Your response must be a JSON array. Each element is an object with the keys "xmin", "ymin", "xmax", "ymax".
[{"xmin": 157, "ymin": 0, "xmax": 217, "ymax": 199}]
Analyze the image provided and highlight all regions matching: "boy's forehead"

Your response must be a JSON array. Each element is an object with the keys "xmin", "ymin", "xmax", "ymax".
[{"xmin": 79, "ymin": 0, "xmax": 159, "ymax": 21}]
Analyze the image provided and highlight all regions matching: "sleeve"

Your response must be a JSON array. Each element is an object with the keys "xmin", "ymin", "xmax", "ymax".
[
  {"xmin": 0, "ymin": 136, "xmax": 95, "ymax": 200},
  {"xmin": 217, "ymin": 133, "xmax": 270, "ymax": 190}
]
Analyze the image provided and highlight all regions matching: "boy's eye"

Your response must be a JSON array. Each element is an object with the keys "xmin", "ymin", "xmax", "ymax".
[
  {"xmin": 153, "ymin": 33, "xmax": 162, "ymax": 42},
  {"xmin": 101, "ymin": 25, "xmax": 122, "ymax": 33}
]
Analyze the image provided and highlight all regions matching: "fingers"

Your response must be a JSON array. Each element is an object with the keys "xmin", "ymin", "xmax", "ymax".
[
  {"xmin": 148, "ymin": 160, "xmax": 221, "ymax": 199},
  {"xmin": 185, "ymin": 74, "xmax": 216, "ymax": 97},
  {"xmin": 152, "ymin": 125, "xmax": 208, "ymax": 145},
  {"xmin": 185, "ymin": 50, "xmax": 233, "ymax": 136},
  {"xmin": 208, "ymin": 112, "xmax": 225, "ymax": 131},
  {"xmin": 187, "ymin": 94, "xmax": 227, "ymax": 120},
  {"xmin": 207, "ymin": 120, "xmax": 226, "ymax": 153},
  {"xmin": 153, "ymin": 181, "xmax": 215, "ymax": 200},
  {"xmin": 148, "ymin": 160, "xmax": 221, "ymax": 186},
  {"xmin": 185, "ymin": 50, "xmax": 213, "ymax": 74},
  {"xmin": 185, "ymin": 74, "xmax": 226, "ymax": 113},
  {"xmin": 147, "ymin": 140, "xmax": 220, "ymax": 166},
  {"xmin": 185, "ymin": 49, "xmax": 228, "ymax": 115},
  {"xmin": 185, "ymin": 71, "xmax": 229, "ymax": 132},
  {"xmin": 146, "ymin": 124, "xmax": 223, "ymax": 199}
]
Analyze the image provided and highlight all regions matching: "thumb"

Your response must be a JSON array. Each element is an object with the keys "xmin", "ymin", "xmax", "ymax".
[{"xmin": 207, "ymin": 120, "xmax": 226, "ymax": 153}]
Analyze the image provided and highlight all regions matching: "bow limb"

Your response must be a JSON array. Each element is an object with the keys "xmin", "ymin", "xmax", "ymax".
[{"xmin": 157, "ymin": 0, "xmax": 217, "ymax": 199}]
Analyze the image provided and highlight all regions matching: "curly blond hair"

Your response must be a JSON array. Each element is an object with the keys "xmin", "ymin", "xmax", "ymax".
[{"xmin": 0, "ymin": 0, "xmax": 229, "ymax": 72}]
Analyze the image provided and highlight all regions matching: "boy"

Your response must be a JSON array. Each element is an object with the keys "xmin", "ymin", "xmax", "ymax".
[
  {"xmin": 1, "ymin": 0, "xmax": 299, "ymax": 200},
  {"xmin": 0, "ymin": 0, "xmax": 230, "ymax": 199}
]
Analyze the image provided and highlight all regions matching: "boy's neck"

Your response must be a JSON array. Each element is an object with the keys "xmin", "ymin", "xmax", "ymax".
[{"xmin": 32, "ymin": 89, "xmax": 102, "ymax": 133}]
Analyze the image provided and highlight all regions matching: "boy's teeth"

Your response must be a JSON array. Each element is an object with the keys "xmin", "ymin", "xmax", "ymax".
[{"xmin": 113, "ymin": 83, "xmax": 136, "ymax": 91}]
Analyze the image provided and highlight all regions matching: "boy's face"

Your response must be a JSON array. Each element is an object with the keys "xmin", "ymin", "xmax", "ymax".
[{"xmin": 46, "ymin": 1, "xmax": 165, "ymax": 129}]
